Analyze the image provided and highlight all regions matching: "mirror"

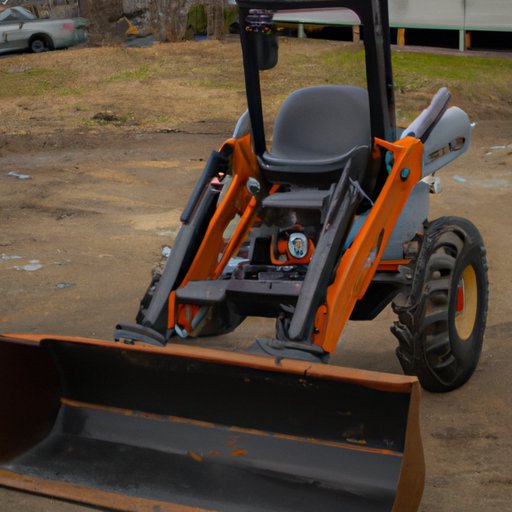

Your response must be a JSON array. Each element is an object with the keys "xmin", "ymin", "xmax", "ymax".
[
  {"xmin": 251, "ymin": 31, "xmax": 278, "ymax": 70},
  {"xmin": 245, "ymin": 9, "xmax": 278, "ymax": 70}
]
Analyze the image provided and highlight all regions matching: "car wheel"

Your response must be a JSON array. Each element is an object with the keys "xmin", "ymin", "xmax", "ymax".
[
  {"xmin": 391, "ymin": 217, "xmax": 488, "ymax": 392},
  {"xmin": 30, "ymin": 37, "xmax": 49, "ymax": 53}
]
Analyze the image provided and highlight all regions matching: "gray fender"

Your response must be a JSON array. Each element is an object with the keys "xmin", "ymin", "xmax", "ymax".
[
  {"xmin": 232, "ymin": 110, "xmax": 251, "ymax": 138},
  {"xmin": 382, "ymin": 180, "xmax": 430, "ymax": 260},
  {"xmin": 421, "ymin": 106, "xmax": 472, "ymax": 177},
  {"xmin": 385, "ymin": 106, "xmax": 472, "ymax": 258}
]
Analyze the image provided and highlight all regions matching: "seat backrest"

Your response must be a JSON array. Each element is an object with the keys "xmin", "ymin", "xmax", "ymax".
[{"xmin": 270, "ymin": 86, "xmax": 371, "ymax": 161}]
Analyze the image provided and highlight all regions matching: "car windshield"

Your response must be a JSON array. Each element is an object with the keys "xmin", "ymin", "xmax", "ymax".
[{"xmin": 0, "ymin": 7, "xmax": 37, "ymax": 22}]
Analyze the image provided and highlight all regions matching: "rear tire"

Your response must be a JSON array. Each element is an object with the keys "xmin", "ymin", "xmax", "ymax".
[
  {"xmin": 30, "ymin": 36, "xmax": 51, "ymax": 53},
  {"xmin": 391, "ymin": 217, "xmax": 488, "ymax": 392}
]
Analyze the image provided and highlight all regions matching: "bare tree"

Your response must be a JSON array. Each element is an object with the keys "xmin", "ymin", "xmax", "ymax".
[{"xmin": 205, "ymin": 0, "xmax": 225, "ymax": 40}]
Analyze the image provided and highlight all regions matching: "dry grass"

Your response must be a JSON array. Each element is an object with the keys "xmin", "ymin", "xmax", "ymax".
[{"xmin": 1, "ymin": 37, "xmax": 511, "ymax": 137}]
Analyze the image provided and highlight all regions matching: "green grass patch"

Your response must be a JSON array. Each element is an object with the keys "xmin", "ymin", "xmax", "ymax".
[
  {"xmin": 318, "ymin": 48, "xmax": 367, "ymax": 86},
  {"xmin": 57, "ymin": 85, "xmax": 86, "ymax": 96},
  {"xmin": 106, "ymin": 64, "xmax": 153, "ymax": 82},
  {"xmin": 394, "ymin": 52, "xmax": 512, "ymax": 80},
  {"xmin": 392, "ymin": 52, "xmax": 512, "ymax": 93},
  {"xmin": 311, "ymin": 47, "xmax": 512, "ymax": 93},
  {"xmin": 0, "ymin": 67, "xmax": 74, "ymax": 98}
]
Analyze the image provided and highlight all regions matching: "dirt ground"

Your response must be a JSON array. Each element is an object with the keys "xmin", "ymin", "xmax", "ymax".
[{"xmin": 0, "ymin": 39, "xmax": 511, "ymax": 511}]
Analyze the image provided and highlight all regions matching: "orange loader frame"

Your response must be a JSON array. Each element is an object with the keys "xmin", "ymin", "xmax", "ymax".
[{"xmin": 170, "ymin": 133, "xmax": 422, "ymax": 355}]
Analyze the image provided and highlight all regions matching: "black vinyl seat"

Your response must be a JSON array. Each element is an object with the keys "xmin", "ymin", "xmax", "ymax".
[{"xmin": 258, "ymin": 85, "xmax": 371, "ymax": 185}]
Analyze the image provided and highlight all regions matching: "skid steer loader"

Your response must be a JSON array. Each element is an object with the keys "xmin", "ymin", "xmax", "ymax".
[{"xmin": 1, "ymin": 0, "xmax": 487, "ymax": 511}]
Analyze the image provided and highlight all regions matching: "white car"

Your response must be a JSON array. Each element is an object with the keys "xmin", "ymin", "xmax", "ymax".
[{"xmin": 0, "ymin": 6, "xmax": 88, "ymax": 54}]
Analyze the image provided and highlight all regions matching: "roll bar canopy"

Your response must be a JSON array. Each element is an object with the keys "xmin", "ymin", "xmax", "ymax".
[{"xmin": 236, "ymin": 0, "xmax": 396, "ymax": 155}]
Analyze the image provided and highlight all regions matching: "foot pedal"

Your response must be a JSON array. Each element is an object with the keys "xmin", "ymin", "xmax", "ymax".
[
  {"xmin": 114, "ymin": 323, "xmax": 167, "ymax": 347},
  {"xmin": 249, "ymin": 338, "xmax": 329, "ymax": 363}
]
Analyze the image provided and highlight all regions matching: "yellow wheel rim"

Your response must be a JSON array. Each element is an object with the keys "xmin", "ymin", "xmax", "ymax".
[{"xmin": 454, "ymin": 264, "xmax": 478, "ymax": 341}]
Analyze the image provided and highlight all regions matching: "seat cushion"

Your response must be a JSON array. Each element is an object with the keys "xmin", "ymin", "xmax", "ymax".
[{"xmin": 261, "ymin": 85, "xmax": 371, "ymax": 184}]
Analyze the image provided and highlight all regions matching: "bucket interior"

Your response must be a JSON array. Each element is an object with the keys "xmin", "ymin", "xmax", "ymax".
[{"xmin": 0, "ymin": 337, "xmax": 420, "ymax": 512}]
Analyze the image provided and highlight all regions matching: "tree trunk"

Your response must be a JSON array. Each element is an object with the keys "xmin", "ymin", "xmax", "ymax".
[
  {"xmin": 150, "ymin": 0, "xmax": 196, "ymax": 42},
  {"xmin": 206, "ymin": 0, "xmax": 226, "ymax": 40}
]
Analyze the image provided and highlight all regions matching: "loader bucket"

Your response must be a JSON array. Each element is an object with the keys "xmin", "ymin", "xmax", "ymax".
[{"xmin": 0, "ymin": 334, "xmax": 424, "ymax": 512}]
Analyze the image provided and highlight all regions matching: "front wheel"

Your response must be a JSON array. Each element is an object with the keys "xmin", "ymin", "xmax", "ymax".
[{"xmin": 391, "ymin": 217, "xmax": 488, "ymax": 392}]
